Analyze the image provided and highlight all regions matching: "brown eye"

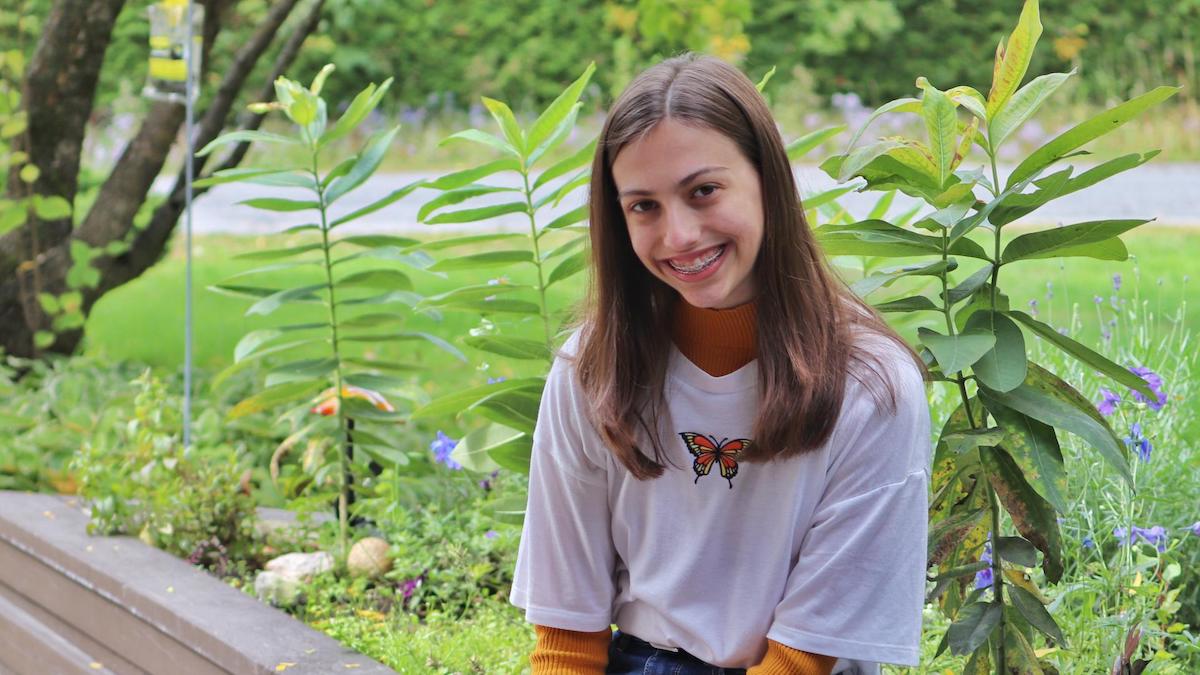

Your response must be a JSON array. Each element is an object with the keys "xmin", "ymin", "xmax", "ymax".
[
  {"xmin": 692, "ymin": 184, "xmax": 718, "ymax": 198},
  {"xmin": 629, "ymin": 200, "xmax": 656, "ymax": 214}
]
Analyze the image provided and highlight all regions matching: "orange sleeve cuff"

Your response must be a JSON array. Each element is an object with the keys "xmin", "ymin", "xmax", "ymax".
[
  {"xmin": 530, "ymin": 624, "xmax": 612, "ymax": 674},
  {"xmin": 746, "ymin": 639, "xmax": 837, "ymax": 675}
]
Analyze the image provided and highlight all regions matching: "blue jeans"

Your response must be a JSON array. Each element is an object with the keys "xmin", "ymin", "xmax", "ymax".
[{"xmin": 606, "ymin": 630, "xmax": 747, "ymax": 675}]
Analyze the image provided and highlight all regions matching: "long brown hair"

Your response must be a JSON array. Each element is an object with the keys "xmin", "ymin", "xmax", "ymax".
[{"xmin": 575, "ymin": 53, "xmax": 924, "ymax": 480}]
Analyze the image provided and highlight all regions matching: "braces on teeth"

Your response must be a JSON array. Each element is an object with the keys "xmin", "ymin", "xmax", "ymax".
[{"xmin": 669, "ymin": 246, "xmax": 723, "ymax": 273}]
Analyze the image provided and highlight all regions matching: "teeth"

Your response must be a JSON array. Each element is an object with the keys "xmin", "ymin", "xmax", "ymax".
[{"xmin": 667, "ymin": 246, "xmax": 723, "ymax": 274}]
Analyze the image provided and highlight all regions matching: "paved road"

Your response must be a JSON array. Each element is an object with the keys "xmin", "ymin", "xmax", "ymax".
[{"xmin": 180, "ymin": 162, "xmax": 1200, "ymax": 235}]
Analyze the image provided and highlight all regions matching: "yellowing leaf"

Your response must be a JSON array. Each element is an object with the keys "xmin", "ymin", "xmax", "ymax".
[
  {"xmin": 275, "ymin": 663, "xmax": 296, "ymax": 672},
  {"xmin": 987, "ymin": 0, "xmax": 1043, "ymax": 118}
]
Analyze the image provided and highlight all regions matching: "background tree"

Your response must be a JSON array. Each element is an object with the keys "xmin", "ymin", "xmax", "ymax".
[{"xmin": 0, "ymin": 0, "xmax": 327, "ymax": 358}]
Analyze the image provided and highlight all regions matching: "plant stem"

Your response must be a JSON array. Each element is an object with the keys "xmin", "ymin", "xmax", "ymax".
[
  {"xmin": 312, "ymin": 148, "xmax": 349, "ymax": 563},
  {"xmin": 521, "ymin": 170, "xmax": 553, "ymax": 353},
  {"xmin": 990, "ymin": 480, "xmax": 1006, "ymax": 671}
]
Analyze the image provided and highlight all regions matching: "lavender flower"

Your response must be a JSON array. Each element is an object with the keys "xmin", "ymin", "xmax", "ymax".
[
  {"xmin": 1082, "ymin": 536, "xmax": 1095, "ymax": 549},
  {"xmin": 1097, "ymin": 388, "xmax": 1121, "ymax": 416},
  {"xmin": 1112, "ymin": 273, "xmax": 1122, "ymax": 291},
  {"xmin": 1128, "ymin": 366, "xmax": 1167, "ymax": 410},
  {"xmin": 1093, "ymin": 295, "xmax": 1103, "ymax": 305},
  {"xmin": 1028, "ymin": 299, "xmax": 1038, "ymax": 318},
  {"xmin": 1190, "ymin": 522, "xmax": 1200, "ymax": 537},
  {"xmin": 1137, "ymin": 526, "xmax": 1168, "ymax": 552},
  {"xmin": 1124, "ymin": 422, "xmax": 1152, "ymax": 462},
  {"xmin": 430, "ymin": 431, "xmax": 462, "ymax": 470},
  {"xmin": 974, "ymin": 542, "xmax": 993, "ymax": 590},
  {"xmin": 484, "ymin": 530, "xmax": 498, "ymax": 540},
  {"xmin": 479, "ymin": 469, "xmax": 500, "ymax": 491}
]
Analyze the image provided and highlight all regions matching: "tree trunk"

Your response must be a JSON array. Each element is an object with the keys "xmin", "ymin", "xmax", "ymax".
[{"xmin": 0, "ymin": 0, "xmax": 324, "ymax": 358}]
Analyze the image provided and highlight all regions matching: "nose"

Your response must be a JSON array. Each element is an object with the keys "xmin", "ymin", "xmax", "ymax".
[{"xmin": 661, "ymin": 205, "xmax": 702, "ymax": 252}]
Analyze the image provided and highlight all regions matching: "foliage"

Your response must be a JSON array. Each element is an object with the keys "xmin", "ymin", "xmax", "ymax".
[
  {"xmin": 409, "ymin": 63, "xmax": 599, "ymax": 523},
  {"xmin": 821, "ymin": 0, "xmax": 1181, "ymax": 670},
  {"xmin": 71, "ymin": 370, "xmax": 259, "ymax": 571},
  {"xmin": 197, "ymin": 66, "xmax": 465, "ymax": 561}
]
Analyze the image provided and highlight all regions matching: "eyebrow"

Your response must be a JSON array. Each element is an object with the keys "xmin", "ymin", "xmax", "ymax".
[{"xmin": 617, "ymin": 166, "xmax": 729, "ymax": 198}]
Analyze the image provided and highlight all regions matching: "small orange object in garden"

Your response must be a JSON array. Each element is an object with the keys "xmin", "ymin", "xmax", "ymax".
[{"xmin": 309, "ymin": 386, "xmax": 395, "ymax": 416}]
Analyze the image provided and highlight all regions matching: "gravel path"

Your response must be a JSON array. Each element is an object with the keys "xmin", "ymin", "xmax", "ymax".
[{"xmin": 181, "ymin": 162, "xmax": 1200, "ymax": 235}]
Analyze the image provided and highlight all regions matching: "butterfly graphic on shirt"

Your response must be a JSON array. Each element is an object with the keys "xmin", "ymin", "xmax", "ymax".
[{"xmin": 678, "ymin": 432, "xmax": 751, "ymax": 489}]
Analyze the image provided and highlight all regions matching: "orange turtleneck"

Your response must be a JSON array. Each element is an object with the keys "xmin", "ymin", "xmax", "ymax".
[{"xmin": 528, "ymin": 298, "xmax": 835, "ymax": 675}]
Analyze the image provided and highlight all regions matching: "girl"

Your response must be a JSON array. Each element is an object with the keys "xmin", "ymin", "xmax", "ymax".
[{"xmin": 509, "ymin": 53, "xmax": 931, "ymax": 675}]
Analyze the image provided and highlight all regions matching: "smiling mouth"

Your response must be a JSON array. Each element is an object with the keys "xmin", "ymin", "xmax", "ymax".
[{"xmin": 666, "ymin": 245, "xmax": 725, "ymax": 275}]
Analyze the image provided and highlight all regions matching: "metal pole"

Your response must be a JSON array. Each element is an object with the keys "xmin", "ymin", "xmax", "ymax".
[{"xmin": 182, "ymin": 0, "xmax": 196, "ymax": 448}]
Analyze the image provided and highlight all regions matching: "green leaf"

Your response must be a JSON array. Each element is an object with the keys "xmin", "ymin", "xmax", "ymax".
[
  {"xmin": 547, "ymin": 249, "xmax": 588, "ymax": 287},
  {"xmin": 421, "ymin": 283, "xmax": 529, "ymax": 306},
  {"xmin": 330, "ymin": 179, "xmax": 424, "ymax": 228},
  {"xmin": 325, "ymin": 126, "xmax": 400, "ymax": 204},
  {"xmin": 194, "ymin": 168, "xmax": 313, "ymax": 189},
  {"xmin": 989, "ymin": 71, "xmax": 1073, "ymax": 150},
  {"xmin": 412, "ymin": 377, "xmax": 544, "ymax": 420},
  {"xmin": 785, "ymin": 125, "xmax": 846, "ymax": 161},
  {"xmin": 946, "ymin": 85, "xmax": 988, "ymax": 123},
  {"xmin": 941, "ymin": 428, "xmax": 1006, "ymax": 455},
  {"xmin": 1006, "ymin": 310, "xmax": 1154, "ymax": 400},
  {"xmin": 834, "ymin": 140, "xmax": 905, "ymax": 183},
  {"xmin": 474, "ymin": 386, "xmax": 542, "ymax": 434},
  {"xmin": 964, "ymin": 311, "xmax": 1026, "ymax": 392},
  {"xmin": 336, "ymin": 268, "xmax": 412, "ymax": 291},
  {"xmin": 543, "ymin": 204, "xmax": 588, "ymax": 231},
  {"xmin": 980, "ymin": 446, "xmax": 1063, "ymax": 582},
  {"xmin": 441, "ymin": 128, "xmax": 518, "ymax": 157},
  {"xmin": 246, "ymin": 284, "xmax": 326, "ymax": 315},
  {"xmin": 983, "ymin": 398, "xmax": 1067, "ymax": 514},
  {"xmin": 1006, "ymin": 86, "xmax": 1180, "ymax": 189},
  {"xmin": 451, "ymin": 423, "xmax": 521, "ymax": 473},
  {"xmin": 343, "ymin": 356, "xmax": 422, "ymax": 373},
  {"xmin": 428, "ymin": 250, "xmax": 533, "ymax": 271},
  {"xmin": 419, "ymin": 232, "xmax": 527, "ymax": 252},
  {"xmin": 873, "ymin": 295, "xmax": 941, "ymax": 313},
  {"xmin": 418, "ymin": 185, "xmax": 520, "ymax": 222},
  {"xmin": 986, "ymin": 0, "xmax": 1043, "ymax": 118},
  {"xmin": 238, "ymin": 197, "xmax": 319, "ymax": 212},
  {"xmin": 33, "ymin": 330, "xmax": 55, "ymax": 349},
  {"xmin": 434, "ymin": 298, "xmax": 542, "ymax": 314},
  {"xmin": 32, "ymin": 195, "xmax": 72, "ymax": 220},
  {"xmin": 918, "ymin": 80, "xmax": 958, "ymax": 188},
  {"xmin": 996, "ymin": 536, "xmax": 1039, "ymax": 567},
  {"xmin": 980, "ymin": 362, "xmax": 1131, "ymax": 488},
  {"xmin": 988, "ymin": 167, "xmax": 1073, "ymax": 227},
  {"xmin": 1009, "ymin": 584, "xmax": 1066, "ymax": 646},
  {"xmin": 533, "ymin": 139, "xmax": 597, "ymax": 191},
  {"xmin": 320, "ymin": 78, "xmax": 393, "ymax": 148},
  {"xmin": 462, "ymin": 335, "xmax": 551, "ymax": 361},
  {"xmin": 428, "ymin": 157, "xmax": 521, "ymax": 190},
  {"xmin": 337, "ymin": 290, "xmax": 420, "ymax": 308},
  {"xmin": 917, "ymin": 328, "xmax": 996, "ymax": 374},
  {"xmin": 754, "ymin": 65, "xmax": 776, "ymax": 92},
  {"xmin": 235, "ymin": 328, "xmax": 282, "ymax": 362},
  {"xmin": 264, "ymin": 358, "xmax": 338, "ymax": 387},
  {"xmin": 425, "ymin": 201, "xmax": 527, "ymax": 225},
  {"xmin": 225, "ymin": 261, "xmax": 319, "ymax": 282},
  {"xmin": 843, "ymin": 98, "xmax": 921, "ymax": 154},
  {"xmin": 335, "ymin": 234, "xmax": 421, "ymax": 249},
  {"xmin": 229, "ymin": 380, "xmax": 325, "ymax": 419},
  {"xmin": 344, "ymin": 371, "xmax": 411, "ymax": 394},
  {"xmin": 1001, "ymin": 219, "xmax": 1146, "ymax": 263},
  {"xmin": 482, "ymin": 96, "xmax": 525, "ymax": 155},
  {"xmin": 197, "ymin": 130, "xmax": 296, "ymax": 157},
  {"xmin": 867, "ymin": 190, "xmax": 896, "ymax": 220},
  {"xmin": 339, "ymin": 313, "xmax": 405, "ymax": 329},
  {"xmin": 947, "ymin": 601, "xmax": 1002, "ymax": 656},
  {"xmin": 928, "ymin": 508, "xmax": 986, "ymax": 568},
  {"xmin": 527, "ymin": 62, "xmax": 595, "ymax": 156},
  {"xmin": 851, "ymin": 260, "xmax": 955, "ymax": 297},
  {"xmin": 817, "ymin": 220, "xmax": 940, "ymax": 257},
  {"xmin": 802, "ymin": 184, "xmax": 859, "ymax": 212},
  {"xmin": 535, "ymin": 168, "xmax": 590, "ymax": 210}
]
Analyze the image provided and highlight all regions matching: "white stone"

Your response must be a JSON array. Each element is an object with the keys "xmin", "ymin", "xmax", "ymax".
[
  {"xmin": 347, "ymin": 537, "xmax": 392, "ymax": 578},
  {"xmin": 254, "ymin": 551, "xmax": 334, "ymax": 606}
]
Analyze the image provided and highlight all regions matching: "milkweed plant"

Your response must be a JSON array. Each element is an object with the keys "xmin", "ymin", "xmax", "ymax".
[{"xmin": 818, "ymin": 0, "xmax": 1179, "ymax": 671}]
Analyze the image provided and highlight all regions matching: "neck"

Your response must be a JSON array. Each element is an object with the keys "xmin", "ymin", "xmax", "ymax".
[{"xmin": 670, "ymin": 298, "xmax": 758, "ymax": 377}]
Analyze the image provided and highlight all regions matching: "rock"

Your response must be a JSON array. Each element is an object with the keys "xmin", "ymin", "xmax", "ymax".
[
  {"xmin": 254, "ymin": 551, "xmax": 334, "ymax": 606},
  {"xmin": 347, "ymin": 537, "xmax": 392, "ymax": 578}
]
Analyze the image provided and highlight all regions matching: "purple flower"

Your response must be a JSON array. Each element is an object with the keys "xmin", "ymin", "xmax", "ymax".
[
  {"xmin": 478, "ymin": 469, "xmax": 500, "ymax": 491},
  {"xmin": 1093, "ymin": 295, "xmax": 1103, "ymax": 305},
  {"xmin": 1128, "ymin": 366, "xmax": 1167, "ymax": 410},
  {"xmin": 1082, "ymin": 536, "xmax": 1095, "ymax": 549},
  {"xmin": 1137, "ymin": 526, "xmax": 1168, "ymax": 552},
  {"xmin": 1112, "ymin": 274, "xmax": 1122, "ymax": 291},
  {"xmin": 484, "ymin": 530, "xmax": 498, "ymax": 539},
  {"xmin": 1045, "ymin": 281, "xmax": 1054, "ymax": 300},
  {"xmin": 401, "ymin": 571, "xmax": 427, "ymax": 602},
  {"xmin": 1097, "ymin": 388, "xmax": 1121, "ymax": 416},
  {"xmin": 1124, "ymin": 422, "xmax": 1152, "ymax": 462},
  {"xmin": 486, "ymin": 376, "xmax": 507, "ymax": 385},
  {"xmin": 430, "ymin": 431, "xmax": 462, "ymax": 470},
  {"xmin": 1190, "ymin": 522, "xmax": 1200, "ymax": 537},
  {"xmin": 974, "ymin": 542, "xmax": 993, "ymax": 590},
  {"xmin": 1114, "ymin": 526, "xmax": 1133, "ymax": 544}
]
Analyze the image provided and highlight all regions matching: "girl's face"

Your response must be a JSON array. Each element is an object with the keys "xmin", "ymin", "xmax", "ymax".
[{"xmin": 612, "ymin": 119, "xmax": 764, "ymax": 309}]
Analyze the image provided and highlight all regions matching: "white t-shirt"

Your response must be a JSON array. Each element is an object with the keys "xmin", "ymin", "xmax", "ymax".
[{"xmin": 509, "ymin": 330, "xmax": 931, "ymax": 669}]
